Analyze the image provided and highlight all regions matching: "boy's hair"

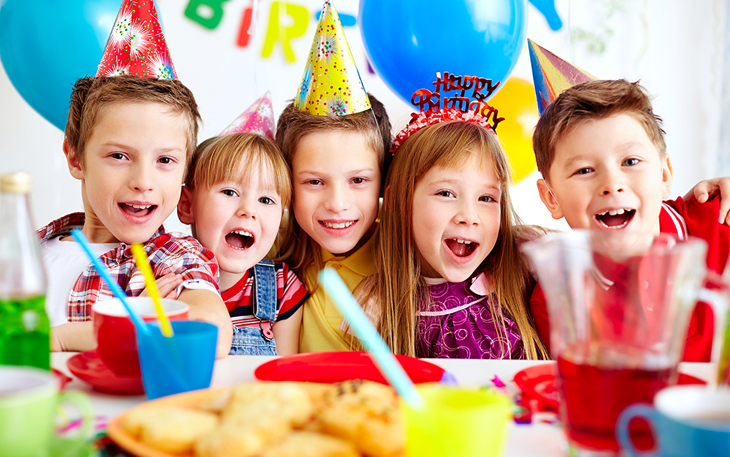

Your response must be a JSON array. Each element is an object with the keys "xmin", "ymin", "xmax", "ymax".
[
  {"xmin": 274, "ymin": 93, "xmax": 391, "ymax": 284},
  {"xmin": 359, "ymin": 120, "xmax": 548, "ymax": 360},
  {"xmin": 275, "ymin": 93, "xmax": 392, "ymax": 176},
  {"xmin": 532, "ymin": 79, "xmax": 666, "ymax": 179},
  {"xmin": 184, "ymin": 133, "xmax": 292, "ymax": 209},
  {"xmin": 65, "ymin": 75, "xmax": 201, "ymax": 167}
]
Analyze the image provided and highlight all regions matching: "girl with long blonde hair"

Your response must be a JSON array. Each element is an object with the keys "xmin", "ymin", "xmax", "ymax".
[{"xmin": 360, "ymin": 112, "xmax": 547, "ymax": 360}]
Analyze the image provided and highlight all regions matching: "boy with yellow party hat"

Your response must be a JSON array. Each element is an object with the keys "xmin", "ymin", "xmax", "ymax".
[
  {"xmin": 178, "ymin": 92, "xmax": 309, "ymax": 355},
  {"xmin": 39, "ymin": 0, "xmax": 231, "ymax": 357},
  {"xmin": 275, "ymin": 0, "xmax": 391, "ymax": 352}
]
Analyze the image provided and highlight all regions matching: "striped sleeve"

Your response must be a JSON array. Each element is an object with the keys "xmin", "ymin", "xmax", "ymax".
[{"xmin": 276, "ymin": 262, "xmax": 310, "ymax": 321}]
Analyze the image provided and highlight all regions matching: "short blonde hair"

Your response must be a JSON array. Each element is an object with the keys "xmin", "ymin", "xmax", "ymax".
[
  {"xmin": 65, "ymin": 76, "xmax": 200, "ymax": 167},
  {"xmin": 185, "ymin": 133, "xmax": 291, "ymax": 209}
]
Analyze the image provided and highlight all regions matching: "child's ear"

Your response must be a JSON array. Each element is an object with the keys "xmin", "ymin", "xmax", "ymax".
[
  {"xmin": 177, "ymin": 186, "xmax": 196, "ymax": 225},
  {"xmin": 660, "ymin": 154, "xmax": 674, "ymax": 199},
  {"xmin": 62, "ymin": 139, "xmax": 84, "ymax": 180},
  {"xmin": 537, "ymin": 178, "xmax": 564, "ymax": 220}
]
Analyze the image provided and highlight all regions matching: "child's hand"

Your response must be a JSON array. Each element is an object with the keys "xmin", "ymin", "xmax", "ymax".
[
  {"xmin": 684, "ymin": 178, "xmax": 730, "ymax": 225},
  {"xmin": 139, "ymin": 273, "xmax": 183, "ymax": 299}
]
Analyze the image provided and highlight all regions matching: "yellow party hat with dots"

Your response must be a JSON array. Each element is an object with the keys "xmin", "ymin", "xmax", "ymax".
[{"xmin": 294, "ymin": 0, "xmax": 371, "ymax": 116}]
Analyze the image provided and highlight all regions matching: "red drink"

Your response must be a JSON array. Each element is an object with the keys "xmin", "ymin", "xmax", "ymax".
[{"xmin": 557, "ymin": 355, "xmax": 672, "ymax": 451}]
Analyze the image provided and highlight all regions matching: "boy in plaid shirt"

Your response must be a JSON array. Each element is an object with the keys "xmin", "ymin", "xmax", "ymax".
[{"xmin": 40, "ymin": 75, "xmax": 232, "ymax": 357}]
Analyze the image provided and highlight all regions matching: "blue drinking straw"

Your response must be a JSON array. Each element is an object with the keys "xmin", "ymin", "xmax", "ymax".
[
  {"xmin": 318, "ymin": 267, "xmax": 425, "ymax": 409},
  {"xmin": 70, "ymin": 228, "xmax": 149, "ymax": 334}
]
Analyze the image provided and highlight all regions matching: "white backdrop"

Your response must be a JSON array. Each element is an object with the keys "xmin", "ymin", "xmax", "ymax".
[{"xmin": 0, "ymin": 0, "xmax": 727, "ymax": 233}]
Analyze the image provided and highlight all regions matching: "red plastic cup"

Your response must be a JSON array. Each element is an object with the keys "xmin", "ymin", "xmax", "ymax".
[{"xmin": 92, "ymin": 297, "xmax": 189, "ymax": 377}]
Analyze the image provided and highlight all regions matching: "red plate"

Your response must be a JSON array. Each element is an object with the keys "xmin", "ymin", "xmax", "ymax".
[
  {"xmin": 52, "ymin": 368, "xmax": 72, "ymax": 390},
  {"xmin": 254, "ymin": 351, "xmax": 446, "ymax": 384},
  {"xmin": 67, "ymin": 350, "xmax": 144, "ymax": 395},
  {"xmin": 513, "ymin": 362, "xmax": 707, "ymax": 412}
]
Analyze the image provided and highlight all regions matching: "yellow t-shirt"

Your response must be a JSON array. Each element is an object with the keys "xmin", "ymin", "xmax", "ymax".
[{"xmin": 299, "ymin": 236, "xmax": 375, "ymax": 352}]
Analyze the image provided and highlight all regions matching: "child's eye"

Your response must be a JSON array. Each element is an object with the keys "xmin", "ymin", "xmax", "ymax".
[
  {"xmin": 110, "ymin": 153, "xmax": 127, "ymax": 160},
  {"xmin": 222, "ymin": 189, "xmax": 239, "ymax": 197},
  {"xmin": 479, "ymin": 195, "xmax": 497, "ymax": 203},
  {"xmin": 351, "ymin": 177, "xmax": 366, "ymax": 184},
  {"xmin": 623, "ymin": 158, "xmax": 640, "ymax": 166},
  {"xmin": 259, "ymin": 196, "xmax": 276, "ymax": 205},
  {"xmin": 436, "ymin": 190, "xmax": 455, "ymax": 198},
  {"xmin": 306, "ymin": 179, "xmax": 323, "ymax": 186},
  {"xmin": 158, "ymin": 156, "xmax": 175, "ymax": 165},
  {"xmin": 573, "ymin": 167, "xmax": 593, "ymax": 176}
]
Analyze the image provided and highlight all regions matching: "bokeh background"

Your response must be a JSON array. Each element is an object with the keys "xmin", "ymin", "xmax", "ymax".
[{"xmin": 0, "ymin": 0, "xmax": 728, "ymax": 233}]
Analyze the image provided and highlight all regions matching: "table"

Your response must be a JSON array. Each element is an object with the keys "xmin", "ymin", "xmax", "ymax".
[{"xmin": 52, "ymin": 353, "xmax": 716, "ymax": 457}]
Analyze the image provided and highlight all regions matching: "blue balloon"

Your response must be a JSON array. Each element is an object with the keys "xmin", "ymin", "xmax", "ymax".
[
  {"xmin": 0, "ymin": 0, "xmax": 119, "ymax": 130},
  {"xmin": 360, "ymin": 0, "xmax": 528, "ymax": 105}
]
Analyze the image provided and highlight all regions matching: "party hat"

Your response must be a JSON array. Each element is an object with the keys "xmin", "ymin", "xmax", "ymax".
[
  {"xmin": 219, "ymin": 92, "xmax": 275, "ymax": 139},
  {"xmin": 294, "ymin": 0, "xmax": 371, "ymax": 116},
  {"xmin": 96, "ymin": 0, "xmax": 177, "ymax": 79},
  {"xmin": 528, "ymin": 39, "xmax": 595, "ymax": 115}
]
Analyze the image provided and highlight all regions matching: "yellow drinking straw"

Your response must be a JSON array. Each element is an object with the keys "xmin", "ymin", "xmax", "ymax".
[
  {"xmin": 130, "ymin": 243, "xmax": 174, "ymax": 337},
  {"xmin": 718, "ymin": 265, "xmax": 730, "ymax": 386}
]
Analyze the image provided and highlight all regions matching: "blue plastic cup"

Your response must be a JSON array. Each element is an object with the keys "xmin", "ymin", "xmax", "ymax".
[
  {"xmin": 137, "ymin": 320, "xmax": 218, "ymax": 400},
  {"xmin": 617, "ymin": 385, "xmax": 730, "ymax": 457}
]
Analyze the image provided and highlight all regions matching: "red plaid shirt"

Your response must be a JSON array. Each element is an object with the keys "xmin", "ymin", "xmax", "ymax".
[{"xmin": 37, "ymin": 213, "xmax": 220, "ymax": 322}]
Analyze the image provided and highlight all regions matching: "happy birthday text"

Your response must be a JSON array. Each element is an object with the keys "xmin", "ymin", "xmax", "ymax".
[{"xmin": 411, "ymin": 72, "xmax": 504, "ymax": 129}]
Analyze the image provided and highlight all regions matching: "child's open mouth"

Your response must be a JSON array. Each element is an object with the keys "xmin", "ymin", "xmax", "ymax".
[
  {"xmin": 119, "ymin": 203, "xmax": 156, "ymax": 217},
  {"xmin": 445, "ymin": 238, "xmax": 478, "ymax": 257},
  {"xmin": 320, "ymin": 220, "xmax": 355, "ymax": 229},
  {"xmin": 594, "ymin": 208, "xmax": 636, "ymax": 229},
  {"xmin": 225, "ymin": 230, "xmax": 255, "ymax": 250}
]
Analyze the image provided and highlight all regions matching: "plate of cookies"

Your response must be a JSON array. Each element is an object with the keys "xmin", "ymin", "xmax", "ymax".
[
  {"xmin": 107, "ymin": 379, "xmax": 406, "ymax": 457},
  {"xmin": 254, "ymin": 351, "xmax": 446, "ymax": 384}
]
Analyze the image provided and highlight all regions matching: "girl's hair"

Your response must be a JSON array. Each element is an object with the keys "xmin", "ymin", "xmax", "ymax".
[
  {"xmin": 274, "ymin": 94, "xmax": 391, "ymax": 288},
  {"xmin": 360, "ymin": 120, "xmax": 548, "ymax": 360},
  {"xmin": 184, "ymin": 133, "xmax": 291, "ymax": 209}
]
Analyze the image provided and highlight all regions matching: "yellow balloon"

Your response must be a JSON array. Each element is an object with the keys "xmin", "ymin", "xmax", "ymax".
[{"xmin": 490, "ymin": 77, "xmax": 540, "ymax": 183}]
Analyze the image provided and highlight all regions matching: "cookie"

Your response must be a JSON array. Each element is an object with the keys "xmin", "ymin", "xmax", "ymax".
[
  {"xmin": 259, "ymin": 430, "xmax": 361, "ymax": 457},
  {"xmin": 223, "ymin": 382, "xmax": 313, "ymax": 427},
  {"xmin": 123, "ymin": 406, "xmax": 218, "ymax": 454},
  {"xmin": 315, "ymin": 380, "xmax": 405, "ymax": 457},
  {"xmin": 198, "ymin": 388, "xmax": 233, "ymax": 414},
  {"xmin": 297, "ymin": 382, "xmax": 331, "ymax": 406},
  {"xmin": 194, "ymin": 414, "xmax": 290, "ymax": 457}
]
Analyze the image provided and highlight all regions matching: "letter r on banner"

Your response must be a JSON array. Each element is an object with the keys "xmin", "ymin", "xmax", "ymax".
[{"xmin": 261, "ymin": 2, "xmax": 309, "ymax": 63}]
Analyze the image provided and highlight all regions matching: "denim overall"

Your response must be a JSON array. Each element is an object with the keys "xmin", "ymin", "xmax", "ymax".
[{"xmin": 228, "ymin": 260, "xmax": 278, "ymax": 355}]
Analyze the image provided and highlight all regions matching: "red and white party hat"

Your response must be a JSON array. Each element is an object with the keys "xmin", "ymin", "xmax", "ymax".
[
  {"xmin": 294, "ymin": 0, "xmax": 371, "ymax": 116},
  {"xmin": 219, "ymin": 92, "xmax": 275, "ymax": 140},
  {"xmin": 528, "ymin": 39, "xmax": 595, "ymax": 115},
  {"xmin": 96, "ymin": 0, "xmax": 177, "ymax": 79}
]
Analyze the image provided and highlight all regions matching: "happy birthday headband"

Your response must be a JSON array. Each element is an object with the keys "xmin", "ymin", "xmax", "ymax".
[{"xmin": 390, "ymin": 72, "xmax": 505, "ymax": 154}]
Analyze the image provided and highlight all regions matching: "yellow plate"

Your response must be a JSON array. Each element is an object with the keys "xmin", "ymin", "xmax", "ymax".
[{"xmin": 107, "ymin": 388, "xmax": 228, "ymax": 457}]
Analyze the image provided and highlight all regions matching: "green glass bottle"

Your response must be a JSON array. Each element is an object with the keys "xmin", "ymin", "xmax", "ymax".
[{"xmin": 0, "ymin": 172, "xmax": 50, "ymax": 370}]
